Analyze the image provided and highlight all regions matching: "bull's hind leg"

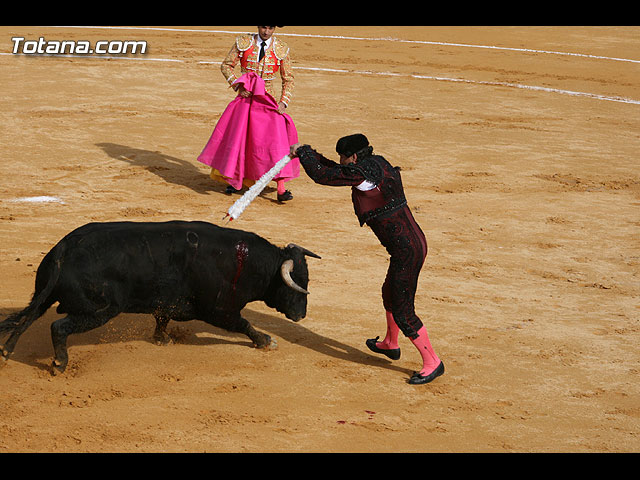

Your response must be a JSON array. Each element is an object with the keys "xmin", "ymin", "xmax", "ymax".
[
  {"xmin": 206, "ymin": 311, "xmax": 275, "ymax": 349},
  {"xmin": 1, "ymin": 302, "xmax": 52, "ymax": 366},
  {"xmin": 1, "ymin": 315, "xmax": 35, "ymax": 364},
  {"xmin": 50, "ymin": 308, "xmax": 118, "ymax": 374}
]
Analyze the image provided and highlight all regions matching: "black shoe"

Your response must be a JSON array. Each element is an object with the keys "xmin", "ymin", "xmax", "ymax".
[
  {"xmin": 226, "ymin": 185, "xmax": 240, "ymax": 195},
  {"xmin": 366, "ymin": 336, "xmax": 401, "ymax": 360},
  {"xmin": 408, "ymin": 361, "xmax": 445, "ymax": 385},
  {"xmin": 277, "ymin": 190, "xmax": 293, "ymax": 202}
]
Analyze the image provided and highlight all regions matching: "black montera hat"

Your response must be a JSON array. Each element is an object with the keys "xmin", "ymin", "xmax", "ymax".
[{"xmin": 336, "ymin": 134, "xmax": 369, "ymax": 157}]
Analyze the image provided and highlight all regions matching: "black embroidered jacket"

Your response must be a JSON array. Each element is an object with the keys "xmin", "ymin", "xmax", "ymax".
[{"xmin": 296, "ymin": 145, "xmax": 407, "ymax": 226}]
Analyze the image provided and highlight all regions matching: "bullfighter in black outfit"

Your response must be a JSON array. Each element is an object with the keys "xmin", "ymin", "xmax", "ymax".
[{"xmin": 290, "ymin": 134, "xmax": 444, "ymax": 384}]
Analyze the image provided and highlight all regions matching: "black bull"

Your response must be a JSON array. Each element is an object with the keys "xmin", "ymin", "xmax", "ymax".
[{"xmin": 0, "ymin": 221, "xmax": 320, "ymax": 374}]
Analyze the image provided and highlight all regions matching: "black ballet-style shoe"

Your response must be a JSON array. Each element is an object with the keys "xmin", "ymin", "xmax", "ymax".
[
  {"xmin": 366, "ymin": 336, "xmax": 401, "ymax": 360},
  {"xmin": 226, "ymin": 185, "xmax": 240, "ymax": 195},
  {"xmin": 277, "ymin": 190, "xmax": 293, "ymax": 202},
  {"xmin": 408, "ymin": 361, "xmax": 445, "ymax": 385}
]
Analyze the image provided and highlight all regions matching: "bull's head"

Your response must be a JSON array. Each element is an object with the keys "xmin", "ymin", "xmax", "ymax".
[{"xmin": 270, "ymin": 244, "xmax": 321, "ymax": 322}]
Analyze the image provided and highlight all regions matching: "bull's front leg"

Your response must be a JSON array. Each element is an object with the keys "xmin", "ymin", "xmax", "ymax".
[
  {"xmin": 152, "ymin": 314, "xmax": 172, "ymax": 345},
  {"xmin": 244, "ymin": 319, "xmax": 276, "ymax": 349},
  {"xmin": 207, "ymin": 310, "xmax": 276, "ymax": 349}
]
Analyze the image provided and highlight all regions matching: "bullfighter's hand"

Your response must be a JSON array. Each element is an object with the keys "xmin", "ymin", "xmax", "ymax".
[
  {"xmin": 238, "ymin": 86, "xmax": 252, "ymax": 98},
  {"xmin": 289, "ymin": 143, "xmax": 302, "ymax": 157}
]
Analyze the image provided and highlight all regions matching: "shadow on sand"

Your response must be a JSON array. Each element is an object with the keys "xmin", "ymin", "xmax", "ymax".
[
  {"xmin": 95, "ymin": 142, "xmax": 279, "ymax": 200},
  {"xmin": 0, "ymin": 306, "xmax": 411, "ymax": 377},
  {"xmin": 96, "ymin": 142, "xmax": 225, "ymax": 195}
]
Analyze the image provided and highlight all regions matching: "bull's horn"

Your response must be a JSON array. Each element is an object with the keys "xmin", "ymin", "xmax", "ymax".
[
  {"xmin": 280, "ymin": 259, "xmax": 309, "ymax": 295},
  {"xmin": 286, "ymin": 243, "xmax": 321, "ymax": 259}
]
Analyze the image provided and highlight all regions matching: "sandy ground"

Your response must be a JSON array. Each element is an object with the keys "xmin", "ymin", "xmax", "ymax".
[{"xmin": 0, "ymin": 26, "xmax": 638, "ymax": 453}]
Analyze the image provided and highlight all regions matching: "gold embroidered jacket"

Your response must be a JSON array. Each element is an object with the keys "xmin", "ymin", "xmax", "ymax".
[{"xmin": 221, "ymin": 34, "xmax": 295, "ymax": 106}]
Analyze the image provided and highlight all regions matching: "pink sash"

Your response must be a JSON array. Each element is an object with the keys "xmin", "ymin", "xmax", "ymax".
[{"xmin": 197, "ymin": 72, "xmax": 299, "ymax": 190}]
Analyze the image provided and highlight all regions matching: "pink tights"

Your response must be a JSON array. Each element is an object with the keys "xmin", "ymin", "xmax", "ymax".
[
  {"xmin": 375, "ymin": 311, "xmax": 400, "ymax": 350},
  {"xmin": 377, "ymin": 312, "xmax": 441, "ymax": 376},
  {"xmin": 411, "ymin": 326, "xmax": 441, "ymax": 376}
]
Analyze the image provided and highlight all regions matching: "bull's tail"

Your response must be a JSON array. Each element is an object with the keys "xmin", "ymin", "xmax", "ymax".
[{"xmin": 0, "ymin": 243, "xmax": 64, "ymax": 363}]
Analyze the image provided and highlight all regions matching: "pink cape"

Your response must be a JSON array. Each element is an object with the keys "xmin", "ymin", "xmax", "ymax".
[{"xmin": 197, "ymin": 72, "xmax": 299, "ymax": 190}]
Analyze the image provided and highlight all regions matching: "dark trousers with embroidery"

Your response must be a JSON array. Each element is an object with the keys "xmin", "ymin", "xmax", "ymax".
[{"xmin": 368, "ymin": 206, "xmax": 428, "ymax": 340}]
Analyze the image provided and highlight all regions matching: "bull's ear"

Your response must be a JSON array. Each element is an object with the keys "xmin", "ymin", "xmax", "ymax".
[{"xmin": 286, "ymin": 243, "xmax": 321, "ymax": 259}]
